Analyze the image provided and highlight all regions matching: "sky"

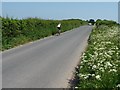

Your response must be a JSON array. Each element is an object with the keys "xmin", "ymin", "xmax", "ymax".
[
  {"xmin": 2, "ymin": 2, "xmax": 118, "ymax": 22},
  {"xmin": 1, "ymin": 0, "xmax": 120, "ymax": 2},
  {"xmin": 118, "ymin": 2, "xmax": 120, "ymax": 23}
]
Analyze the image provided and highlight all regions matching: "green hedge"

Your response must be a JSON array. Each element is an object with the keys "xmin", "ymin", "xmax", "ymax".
[
  {"xmin": 1, "ymin": 17, "xmax": 87, "ymax": 51},
  {"xmin": 96, "ymin": 19, "xmax": 118, "ymax": 27}
]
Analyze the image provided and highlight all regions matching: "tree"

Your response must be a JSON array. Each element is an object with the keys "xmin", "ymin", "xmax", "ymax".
[{"xmin": 88, "ymin": 19, "xmax": 95, "ymax": 25}]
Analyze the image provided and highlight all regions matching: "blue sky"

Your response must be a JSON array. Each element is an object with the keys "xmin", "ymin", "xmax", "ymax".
[{"xmin": 2, "ymin": 2, "xmax": 118, "ymax": 21}]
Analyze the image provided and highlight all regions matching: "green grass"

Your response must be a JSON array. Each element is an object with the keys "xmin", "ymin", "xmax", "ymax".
[
  {"xmin": 1, "ymin": 17, "xmax": 87, "ymax": 51},
  {"xmin": 74, "ymin": 25, "xmax": 120, "ymax": 89}
]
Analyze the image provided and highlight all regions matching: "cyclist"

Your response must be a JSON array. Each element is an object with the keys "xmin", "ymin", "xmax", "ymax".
[{"xmin": 57, "ymin": 23, "xmax": 61, "ymax": 35}]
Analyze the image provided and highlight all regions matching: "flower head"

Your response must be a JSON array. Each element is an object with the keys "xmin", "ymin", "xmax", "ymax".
[{"xmin": 95, "ymin": 75, "xmax": 101, "ymax": 80}]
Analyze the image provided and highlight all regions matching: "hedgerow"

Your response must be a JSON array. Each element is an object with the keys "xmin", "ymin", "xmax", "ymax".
[{"xmin": 1, "ymin": 17, "xmax": 87, "ymax": 51}]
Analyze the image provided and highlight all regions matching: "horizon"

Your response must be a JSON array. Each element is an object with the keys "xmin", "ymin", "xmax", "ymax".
[{"xmin": 0, "ymin": 16, "xmax": 118, "ymax": 23}]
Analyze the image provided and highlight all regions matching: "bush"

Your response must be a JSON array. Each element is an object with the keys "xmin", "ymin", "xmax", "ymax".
[{"xmin": 96, "ymin": 19, "xmax": 117, "ymax": 28}]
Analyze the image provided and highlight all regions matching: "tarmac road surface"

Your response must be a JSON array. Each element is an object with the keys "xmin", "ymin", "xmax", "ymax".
[{"xmin": 2, "ymin": 25, "xmax": 92, "ymax": 88}]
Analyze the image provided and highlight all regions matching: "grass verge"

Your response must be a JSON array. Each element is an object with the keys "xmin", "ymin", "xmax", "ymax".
[{"xmin": 73, "ymin": 25, "xmax": 120, "ymax": 89}]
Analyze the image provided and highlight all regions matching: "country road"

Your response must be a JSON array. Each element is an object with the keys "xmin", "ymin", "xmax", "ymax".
[{"xmin": 2, "ymin": 25, "xmax": 92, "ymax": 88}]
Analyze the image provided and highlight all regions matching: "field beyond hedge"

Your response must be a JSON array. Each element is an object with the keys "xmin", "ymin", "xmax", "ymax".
[
  {"xmin": 74, "ymin": 24, "xmax": 120, "ymax": 88},
  {"xmin": 1, "ymin": 17, "xmax": 87, "ymax": 51}
]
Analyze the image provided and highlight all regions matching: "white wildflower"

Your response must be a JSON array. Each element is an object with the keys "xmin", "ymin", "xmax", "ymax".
[
  {"xmin": 105, "ymin": 42, "xmax": 111, "ymax": 44},
  {"xmin": 79, "ymin": 74, "xmax": 84, "ymax": 77},
  {"xmin": 99, "ymin": 48, "xmax": 105, "ymax": 50},
  {"xmin": 75, "ymin": 87, "xmax": 78, "ymax": 89},
  {"xmin": 106, "ymin": 62, "xmax": 112, "ymax": 67},
  {"xmin": 99, "ymin": 53, "xmax": 103, "ymax": 55},
  {"xmin": 92, "ymin": 65, "xmax": 97, "ymax": 69},
  {"xmin": 94, "ymin": 51, "xmax": 98, "ymax": 56},
  {"xmin": 80, "ymin": 74, "xmax": 91, "ymax": 79},
  {"xmin": 92, "ymin": 74, "xmax": 95, "ymax": 77},
  {"xmin": 80, "ymin": 66, "xmax": 83, "ymax": 69},
  {"xmin": 112, "ymin": 69, "xmax": 117, "ymax": 72},
  {"xmin": 116, "ymin": 84, "xmax": 120, "ymax": 87},
  {"xmin": 108, "ymin": 50, "xmax": 114, "ymax": 55},
  {"xmin": 116, "ymin": 52, "xmax": 119, "ymax": 55},
  {"xmin": 95, "ymin": 75, "xmax": 101, "ymax": 80},
  {"xmin": 115, "ymin": 64, "xmax": 118, "ymax": 67},
  {"xmin": 93, "ymin": 42, "xmax": 96, "ymax": 45},
  {"xmin": 83, "ymin": 60, "xmax": 88, "ymax": 63},
  {"xmin": 100, "ymin": 60, "xmax": 103, "ymax": 64},
  {"xmin": 80, "ymin": 61, "xmax": 83, "ymax": 64},
  {"xmin": 82, "ymin": 53, "xmax": 86, "ymax": 56},
  {"xmin": 101, "ymin": 69, "xmax": 105, "ymax": 72},
  {"xmin": 99, "ymin": 67, "xmax": 105, "ymax": 72},
  {"xmin": 104, "ymin": 64, "xmax": 108, "ymax": 69},
  {"xmin": 84, "ymin": 75, "xmax": 89, "ymax": 79},
  {"xmin": 94, "ymin": 47, "xmax": 98, "ymax": 50},
  {"xmin": 104, "ymin": 52, "xmax": 111, "ymax": 58},
  {"xmin": 87, "ymin": 74, "xmax": 91, "ymax": 76},
  {"xmin": 109, "ymin": 69, "xmax": 117, "ymax": 72},
  {"xmin": 115, "ymin": 46, "xmax": 118, "ymax": 50},
  {"xmin": 97, "ymin": 63, "xmax": 100, "ymax": 66}
]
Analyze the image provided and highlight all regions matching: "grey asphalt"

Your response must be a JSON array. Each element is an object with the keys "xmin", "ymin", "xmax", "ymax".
[{"xmin": 2, "ymin": 25, "xmax": 92, "ymax": 88}]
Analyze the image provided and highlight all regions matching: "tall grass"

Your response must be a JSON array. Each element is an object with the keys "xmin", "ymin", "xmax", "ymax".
[{"xmin": 1, "ymin": 17, "xmax": 87, "ymax": 51}]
